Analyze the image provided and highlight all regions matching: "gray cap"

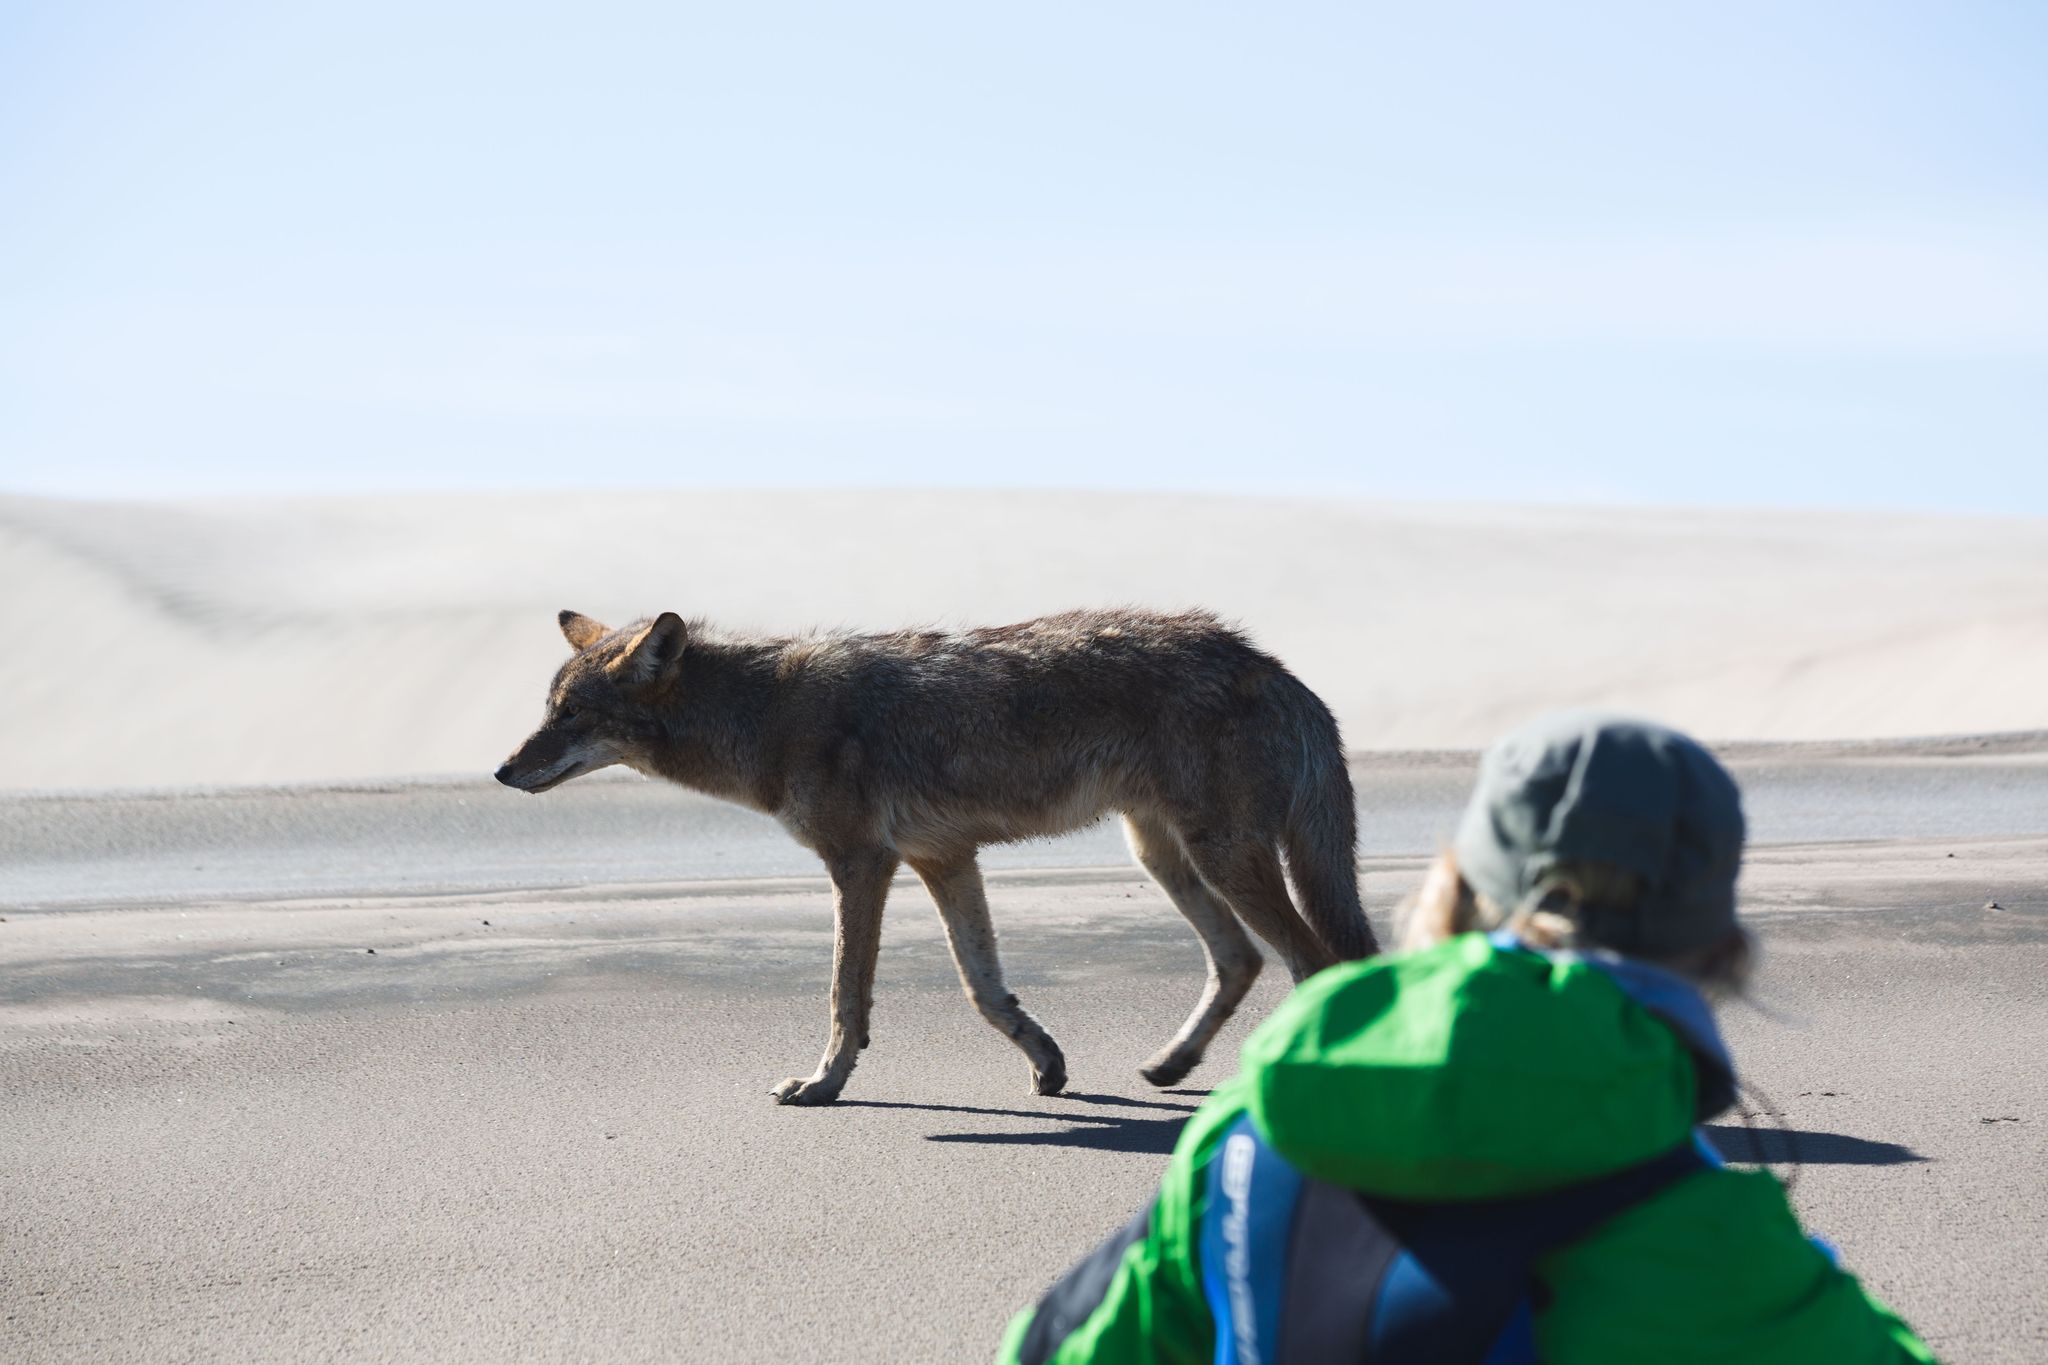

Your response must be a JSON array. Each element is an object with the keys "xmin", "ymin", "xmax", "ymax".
[{"xmin": 1453, "ymin": 711, "xmax": 1745, "ymax": 959}]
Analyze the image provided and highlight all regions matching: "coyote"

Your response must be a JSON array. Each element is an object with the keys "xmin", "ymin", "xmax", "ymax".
[{"xmin": 495, "ymin": 607, "xmax": 1376, "ymax": 1105}]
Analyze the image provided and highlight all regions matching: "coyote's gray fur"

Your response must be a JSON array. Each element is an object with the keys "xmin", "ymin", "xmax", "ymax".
[{"xmin": 496, "ymin": 606, "xmax": 1376, "ymax": 1105}]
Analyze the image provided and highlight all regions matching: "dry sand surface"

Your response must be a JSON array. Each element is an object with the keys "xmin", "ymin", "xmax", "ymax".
[
  {"xmin": 3, "ymin": 489, "xmax": 2045, "ymax": 789},
  {"xmin": 4, "ymin": 835, "xmax": 2044, "ymax": 1363}
]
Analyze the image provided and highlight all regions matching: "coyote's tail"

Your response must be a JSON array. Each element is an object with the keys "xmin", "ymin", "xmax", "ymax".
[{"xmin": 1283, "ymin": 717, "xmax": 1379, "ymax": 961}]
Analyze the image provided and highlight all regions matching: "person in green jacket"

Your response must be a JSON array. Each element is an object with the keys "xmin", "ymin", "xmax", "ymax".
[{"xmin": 998, "ymin": 711, "xmax": 1934, "ymax": 1364}]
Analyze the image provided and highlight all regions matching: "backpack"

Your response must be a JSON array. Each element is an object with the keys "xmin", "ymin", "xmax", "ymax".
[{"xmin": 1198, "ymin": 1114, "xmax": 1709, "ymax": 1364}]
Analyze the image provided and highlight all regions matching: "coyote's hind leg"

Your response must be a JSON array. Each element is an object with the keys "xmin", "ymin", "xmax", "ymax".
[
  {"xmin": 773, "ymin": 847, "xmax": 898, "ymax": 1106},
  {"xmin": 1125, "ymin": 814, "xmax": 1263, "ymax": 1087},
  {"xmin": 909, "ymin": 853, "xmax": 1066, "ymax": 1096},
  {"xmin": 1176, "ymin": 830, "xmax": 1335, "ymax": 984}
]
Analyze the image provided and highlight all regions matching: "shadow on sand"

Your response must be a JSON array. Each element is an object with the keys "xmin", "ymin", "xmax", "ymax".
[
  {"xmin": 838, "ymin": 1092, "xmax": 1202, "ymax": 1155},
  {"xmin": 844, "ymin": 1095, "xmax": 1926, "ymax": 1167},
  {"xmin": 1702, "ymin": 1125, "xmax": 1926, "ymax": 1166}
]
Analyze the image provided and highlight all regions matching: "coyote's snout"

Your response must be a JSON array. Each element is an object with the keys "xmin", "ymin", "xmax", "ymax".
[
  {"xmin": 494, "ymin": 719, "xmax": 614, "ymax": 792},
  {"xmin": 497, "ymin": 606, "xmax": 1377, "ymax": 1105}
]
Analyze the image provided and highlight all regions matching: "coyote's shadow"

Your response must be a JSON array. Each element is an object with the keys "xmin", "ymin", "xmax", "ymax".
[
  {"xmin": 846, "ymin": 1101, "xmax": 1927, "ymax": 1166},
  {"xmin": 840, "ymin": 1091, "xmax": 1205, "ymax": 1156}
]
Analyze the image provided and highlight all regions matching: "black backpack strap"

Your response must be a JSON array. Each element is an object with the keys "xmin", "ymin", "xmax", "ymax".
[
  {"xmin": 1275, "ymin": 1174, "xmax": 1399, "ymax": 1362},
  {"xmin": 1354, "ymin": 1142, "xmax": 1710, "ymax": 1362},
  {"xmin": 1016, "ymin": 1197, "xmax": 1157, "ymax": 1365}
]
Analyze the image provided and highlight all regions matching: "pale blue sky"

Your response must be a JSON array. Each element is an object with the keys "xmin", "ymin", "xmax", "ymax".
[{"xmin": 3, "ymin": 2, "xmax": 2044, "ymax": 511}]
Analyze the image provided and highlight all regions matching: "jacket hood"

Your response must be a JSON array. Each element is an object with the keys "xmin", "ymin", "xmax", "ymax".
[{"xmin": 1241, "ymin": 933, "xmax": 1735, "ymax": 1200}]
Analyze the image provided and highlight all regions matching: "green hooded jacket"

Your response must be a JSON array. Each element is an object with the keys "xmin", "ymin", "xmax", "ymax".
[{"xmin": 997, "ymin": 934, "xmax": 1935, "ymax": 1364}]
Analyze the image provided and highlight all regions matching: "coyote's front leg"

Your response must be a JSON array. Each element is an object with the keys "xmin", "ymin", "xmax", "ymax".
[
  {"xmin": 772, "ymin": 847, "xmax": 899, "ymax": 1106},
  {"xmin": 909, "ymin": 852, "xmax": 1066, "ymax": 1096}
]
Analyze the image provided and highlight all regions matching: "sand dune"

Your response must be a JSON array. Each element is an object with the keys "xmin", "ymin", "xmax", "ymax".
[{"xmin": 2, "ymin": 489, "xmax": 2044, "ymax": 790}]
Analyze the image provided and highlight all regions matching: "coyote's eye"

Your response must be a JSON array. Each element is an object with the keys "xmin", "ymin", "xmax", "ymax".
[{"xmin": 555, "ymin": 710, "xmax": 579, "ymax": 726}]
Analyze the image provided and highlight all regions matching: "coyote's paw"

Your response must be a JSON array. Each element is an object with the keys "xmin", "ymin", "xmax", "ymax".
[
  {"xmin": 1139, "ymin": 1052, "xmax": 1195, "ymax": 1089},
  {"xmin": 1027, "ymin": 1038, "xmax": 1067, "ymax": 1096},
  {"xmin": 771, "ymin": 1075, "xmax": 844, "ymax": 1106}
]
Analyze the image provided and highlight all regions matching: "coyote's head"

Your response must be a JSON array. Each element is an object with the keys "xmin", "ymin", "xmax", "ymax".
[{"xmin": 494, "ymin": 610, "xmax": 687, "ymax": 793}]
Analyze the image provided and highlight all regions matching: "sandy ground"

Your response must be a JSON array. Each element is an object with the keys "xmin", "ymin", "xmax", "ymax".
[
  {"xmin": 4, "ymin": 757, "xmax": 2045, "ymax": 1363},
  {"xmin": 3, "ymin": 490, "xmax": 2045, "ymax": 788}
]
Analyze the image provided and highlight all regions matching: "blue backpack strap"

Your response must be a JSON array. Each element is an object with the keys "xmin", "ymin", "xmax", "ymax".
[{"xmin": 1199, "ymin": 1114, "xmax": 1304, "ymax": 1365}]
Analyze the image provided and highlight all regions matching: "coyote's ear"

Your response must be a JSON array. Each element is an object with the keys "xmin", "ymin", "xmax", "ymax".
[
  {"xmin": 559, "ymin": 610, "xmax": 609, "ymax": 652},
  {"xmin": 612, "ymin": 612, "xmax": 688, "ymax": 686}
]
